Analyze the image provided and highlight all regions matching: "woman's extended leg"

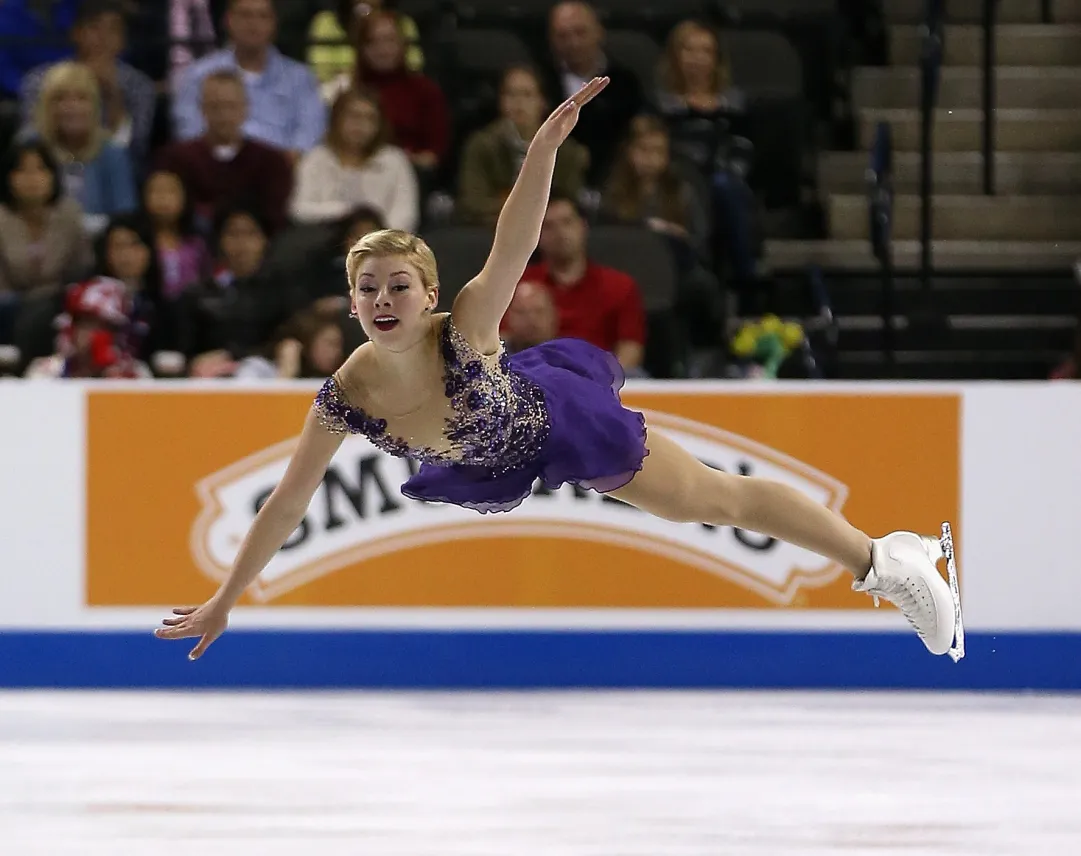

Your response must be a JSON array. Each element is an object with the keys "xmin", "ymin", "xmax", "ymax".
[
  {"xmin": 608, "ymin": 426, "xmax": 873, "ymax": 578},
  {"xmin": 608, "ymin": 424, "xmax": 963, "ymax": 658}
]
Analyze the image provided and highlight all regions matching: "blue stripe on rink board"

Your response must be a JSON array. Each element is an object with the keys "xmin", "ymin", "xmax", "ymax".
[{"xmin": 0, "ymin": 631, "xmax": 1078, "ymax": 691}]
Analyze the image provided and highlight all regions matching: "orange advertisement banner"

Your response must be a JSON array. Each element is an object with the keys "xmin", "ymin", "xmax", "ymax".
[{"xmin": 86, "ymin": 388, "xmax": 959, "ymax": 609}]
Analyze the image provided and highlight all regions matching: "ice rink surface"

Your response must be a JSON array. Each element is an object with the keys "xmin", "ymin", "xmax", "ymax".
[{"xmin": 2, "ymin": 690, "xmax": 1079, "ymax": 855}]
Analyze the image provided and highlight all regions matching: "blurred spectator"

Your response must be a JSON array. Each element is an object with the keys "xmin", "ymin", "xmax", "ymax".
[
  {"xmin": 23, "ymin": 275, "xmax": 153, "ymax": 378},
  {"xmin": 457, "ymin": 64, "xmax": 589, "ymax": 227},
  {"xmin": 538, "ymin": 1, "xmax": 644, "ymax": 186},
  {"xmin": 142, "ymin": 169, "xmax": 210, "ymax": 301},
  {"xmin": 124, "ymin": 0, "xmax": 216, "ymax": 86},
  {"xmin": 177, "ymin": 205, "xmax": 306, "ymax": 377},
  {"xmin": 502, "ymin": 280, "xmax": 558, "ymax": 355},
  {"xmin": 171, "ymin": 0, "xmax": 326, "ymax": 162},
  {"xmin": 18, "ymin": 0, "xmax": 156, "ymax": 167},
  {"xmin": 92, "ymin": 213, "xmax": 177, "ymax": 361},
  {"xmin": 234, "ymin": 305, "xmax": 347, "ymax": 379},
  {"xmin": 656, "ymin": 20, "xmax": 748, "ymax": 177},
  {"xmin": 601, "ymin": 114, "xmax": 708, "ymax": 263},
  {"xmin": 306, "ymin": 204, "xmax": 386, "ymax": 309},
  {"xmin": 0, "ymin": 0, "xmax": 81, "ymax": 97},
  {"xmin": 26, "ymin": 61, "xmax": 138, "ymax": 231},
  {"xmin": 307, "ymin": 0, "xmax": 422, "ymax": 87},
  {"xmin": 522, "ymin": 195, "xmax": 646, "ymax": 373},
  {"xmin": 322, "ymin": 10, "xmax": 449, "ymax": 176},
  {"xmin": 154, "ymin": 69, "xmax": 294, "ymax": 234},
  {"xmin": 0, "ymin": 141, "xmax": 93, "ymax": 350},
  {"xmin": 290, "ymin": 87, "xmax": 418, "ymax": 232}
]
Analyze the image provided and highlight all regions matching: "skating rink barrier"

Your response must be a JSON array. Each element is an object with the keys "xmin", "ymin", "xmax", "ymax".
[{"xmin": 1, "ymin": 379, "xmax": 1078, "ymax": 690}]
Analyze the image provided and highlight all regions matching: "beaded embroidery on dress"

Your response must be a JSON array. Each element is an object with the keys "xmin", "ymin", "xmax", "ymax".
[{"xmin": 314, "ymin": 315, "xmax": 550, "ymax": 473}]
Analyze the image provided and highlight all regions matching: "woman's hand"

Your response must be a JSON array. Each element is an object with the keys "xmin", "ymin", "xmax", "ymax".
[
  {"xmin": 532, "ymin": 77, "xmax": 609, "ymax": 153},
  {"xmin": 154, "ymin": 599, "xmax": 231, "ymax": 661}
]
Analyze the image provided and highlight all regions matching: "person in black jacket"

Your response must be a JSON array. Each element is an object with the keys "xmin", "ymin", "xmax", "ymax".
[
  {"xmin": 177, "ymin": 205, "xmax": 307, "ymax": 376},
  {"xmin": 537, "ymin": 1, "xmax": 644, "ymax": 187}
]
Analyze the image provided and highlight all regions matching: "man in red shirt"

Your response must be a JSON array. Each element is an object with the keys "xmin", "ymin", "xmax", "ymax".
[{"xmin": 519, "ymin": 195, "xmax": 647, "ymax": 372}]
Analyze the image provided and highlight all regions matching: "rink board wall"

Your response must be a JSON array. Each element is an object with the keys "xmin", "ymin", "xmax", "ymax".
[{"xmin": 1, "ymin": 380, "xmax": 1078, "ymax": 691}]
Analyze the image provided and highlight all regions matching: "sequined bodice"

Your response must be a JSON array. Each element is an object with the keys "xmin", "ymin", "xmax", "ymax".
[{"xmin": 314, "ymin": 316, "xmax": 549, "ymax": 471}]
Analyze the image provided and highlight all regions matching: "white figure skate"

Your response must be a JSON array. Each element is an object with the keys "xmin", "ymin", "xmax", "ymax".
[{"xmin": 853, "ymin": 522, "xmax": 965, "ymax": 661}]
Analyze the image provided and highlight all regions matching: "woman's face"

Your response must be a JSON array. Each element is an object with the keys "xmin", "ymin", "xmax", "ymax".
[
  {"xmin": 362, "ymin": 15, "xmax": 404, "ymax": 73},
  {"xmin": 144, "ymin": 171, "xmax": 186, "ymax": 224},
  {"xmin": 307, "ymin": 323, "xmax": 344, "ymax": 374},
  {"xmin": 8, "ymin": 150, "xmax": 54, "ymax": 207},
  {"xmin": 51, "ymin": 87, "xmax": 96, "ymax": 140},
  {"xmin": 351, "ymin": 253, "xmax": 435, "ymax": 350},
  {"xmin": 500, "ymin": 69, "xmax": 545, "ymax": 131},
  {"xmin": 678, "ymin": 28, "xmax": 718, "ymax": 87},
  {"xmin": 106, "ymin": 227, "xmax": 151, "ymax": 283},
  {"xmin": 219, "ymin": 212, "xmax": 267, "ymax": 277},
  {"xmin": 338, "ymin": 96, "xmax": 380, "ymax": 152},
  {"xmin": 628, "ymin": 131, "xmax": 670, "ymax": 180}
]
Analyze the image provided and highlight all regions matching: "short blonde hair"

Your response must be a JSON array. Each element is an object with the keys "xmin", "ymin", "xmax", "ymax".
[
  {"xmin": 346, "ymin": 228, "xmax": 439, "ymax": 296},
  {"xmin": 35, "ymin": 61, "xmax": 107, "ymax": 161}
]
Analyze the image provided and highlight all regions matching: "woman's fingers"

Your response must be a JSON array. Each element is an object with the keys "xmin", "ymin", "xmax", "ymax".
[
  {"xmin": 172, "ymin": 606, "xmax": 197, "ymax": 616},
  {"xmin": 154, "ymin": 624, "xmax": 199, "ymax": 640}
]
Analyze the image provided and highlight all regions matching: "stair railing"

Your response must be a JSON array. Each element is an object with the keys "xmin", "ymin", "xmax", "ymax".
[
  {"xmin": 868, "ymin": 121, "xmax": 897, "ymax": 372},
  {"xmin": 919, "ymin": 0, "xmax": 945, "ymax": 298},
  {"xmin": 982, "ymin": 0, "xmax": 999, "ymax": 195}
]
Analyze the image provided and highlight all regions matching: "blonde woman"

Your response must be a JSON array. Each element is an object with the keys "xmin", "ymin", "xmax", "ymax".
[
  {"xmin": 154, "ymin": 77, "xmax": 963, "ymax": 666},
  {"xmin": 29, "ymin": 61, "xmax": 137, "ymax": 229},
  {"xmin": 656, "ymin": 20, "xmax": 748, "ymax": 175},
  {"xmin": 290, "ymin": 87, "xmax": 419, "ymax": 232}
]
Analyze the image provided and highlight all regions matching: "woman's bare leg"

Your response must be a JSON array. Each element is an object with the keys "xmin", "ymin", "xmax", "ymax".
[{"xmin": 609, "ymin": 425, "xmax": 873, "ymax": 579}]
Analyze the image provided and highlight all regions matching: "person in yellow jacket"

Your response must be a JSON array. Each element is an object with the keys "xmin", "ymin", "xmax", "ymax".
[{"xmin": 307, "ymin": 0, "xmax": 423, "ymax": 89}]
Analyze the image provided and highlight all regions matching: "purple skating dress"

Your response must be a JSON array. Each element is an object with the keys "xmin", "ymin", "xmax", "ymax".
[{"xmin": 313, "ymin": 314, "xmax": 648, "ymax": 513}]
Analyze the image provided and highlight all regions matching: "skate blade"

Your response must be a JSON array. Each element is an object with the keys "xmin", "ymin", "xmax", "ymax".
[{"xmin": 939, "ymin": 521, "xmax": 965, "ymax": 663}]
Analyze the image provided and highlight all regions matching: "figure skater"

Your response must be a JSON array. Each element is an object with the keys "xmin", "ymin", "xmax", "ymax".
[{"xmin": 156, "ymin": 78, "xmax": 964, "ymax": 663}]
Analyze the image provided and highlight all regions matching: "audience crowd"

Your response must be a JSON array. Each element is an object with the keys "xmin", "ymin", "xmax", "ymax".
[{"xmin": 0, "ymin": 0, "xmax": 792, "ymax": 381}]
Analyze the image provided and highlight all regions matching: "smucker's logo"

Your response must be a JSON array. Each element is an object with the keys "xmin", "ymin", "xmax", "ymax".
[{"xmin": 190, "ymin": 411, "xmax": 849, "ymax": 604}]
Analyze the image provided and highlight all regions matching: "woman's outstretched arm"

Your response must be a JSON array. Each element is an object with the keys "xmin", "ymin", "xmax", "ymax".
[
  {"xmin": 154, "ymin": 407, "xmax": 345, "ymax": 659},
  {"xmin": 452, "ymin": 76, "xmax": 609, "ymax": 353}
]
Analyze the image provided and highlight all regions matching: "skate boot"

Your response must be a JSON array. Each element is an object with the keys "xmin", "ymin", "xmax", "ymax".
[{"xmin": 853, "ymin": 522, "xmax": 965, "ymax": 661}]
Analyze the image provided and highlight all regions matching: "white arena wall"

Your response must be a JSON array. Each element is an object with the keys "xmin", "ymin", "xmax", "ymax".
[{"xmin": 0, "ymin": 379, "xmax": 1078, "ymax": 691}]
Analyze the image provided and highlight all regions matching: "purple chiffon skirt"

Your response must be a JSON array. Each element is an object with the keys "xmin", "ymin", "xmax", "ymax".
[{"xmin": 401, "ymin": 338, "xmax": 649, "ymax": 513}]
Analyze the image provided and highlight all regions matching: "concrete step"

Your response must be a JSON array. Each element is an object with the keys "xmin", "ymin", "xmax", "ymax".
[
  {"xmin": 829, "ymin": 194, "xmax": 1081, "ymax": 241},
  {"xmin": 853, "ymin": 66, "xmax": 1081, "ymax": 110},
  {"xmin": 817, "ymin": 151, "xmax": 1081, "ymax": 195},
  {"xmin": 890, "ymin": 24, "xmax": 1081, "ymax": 66},
  {"xmin": 858, "ymin": 108, "xmax": 1081, "ymax": 151},
  {"xmin": 884, "ymin": 0, "xmax": 1081, "ymax": 24},
  {"xmin": 764, "ymin": 239, "xmax": 1081, "ymax": 271}
]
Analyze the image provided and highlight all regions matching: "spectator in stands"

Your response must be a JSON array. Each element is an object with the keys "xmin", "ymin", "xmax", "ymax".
[
  {"xmin": 538, "ymin": 1, "xmax": 644, "ymax": 186},
  {"xmin": 27, "ymin": 61, "xmax": 138, "ymax": 232},
  {"xmin": 307, "ymin": 0, "xmax": 423, "ymax": 88},
  {"xmin": 177, "ymin": 206, "xmax": 306, "ymax": 377},
  {"xmin": 601, "ymin": 114, "xmax": 708, "ymax": 264},
  {"xmin": 521, "ymin": 194, "xmax": 646, "ymax": 373},
  {"xmin": 92, "ymin": 212, "xmax": 177, "ymax": 362},
  {"xmin": 502, "ymin": 280, "xmax": 558, "ymax": 356},
  {"xmin": 0, "ymin": 0, "xmax": 80, "ymax": 98},
  {"xmin": 0, "ymin": 141, "xmax": 93, "ymax": 353},
  {"xmin": 19, "ymin": 0, "xmax": 157, "ymax": 169},
  {"xmin": 154, "ymin": 70, "xmax": 294, "ymax": 234},
  {"xmin": 655, "ymin": 20, "xmax": 748, "ymax": 177},
  {"xmin": 290, "ymin": 87, "xmax": 418, "ymax": 232},
  {"xmin": 171, "ymin": 0, "xmax": 326, "ymax": 163},
  {"xmin": 306, "ymin": 204, "xmax": 385, "ymax": 312},
  {"xmin": 457, "ymin": 64, "xmax": 589, "ymax": 227},
  {"xmin": 323, "ymin": 10, "xmax": 449, "ymax": 177},
  {"xmin": 23, "ymin": 275, "xmax": 153, "ymax": 378},
  {"xmin": 234, "ymin": 305, "xmax": 346, "ymax": 379},
  {"xmin": 124, "ymin": 0, "xmax": 216, "ymax": 87},
  {"xmin": 142, "ymin": 169, "xmax": 210, "ymax": 301}
]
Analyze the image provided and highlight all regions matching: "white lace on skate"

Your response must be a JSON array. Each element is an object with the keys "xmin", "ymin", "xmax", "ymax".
[{"xmin": 853, "ymin": 522, "xmax": 965, "ymax": 661}]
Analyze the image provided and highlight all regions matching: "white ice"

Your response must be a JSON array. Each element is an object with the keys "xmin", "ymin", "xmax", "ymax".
[{"xmin": 1, "ymin": 691, "xmax": 1079, "ymax": 855}]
